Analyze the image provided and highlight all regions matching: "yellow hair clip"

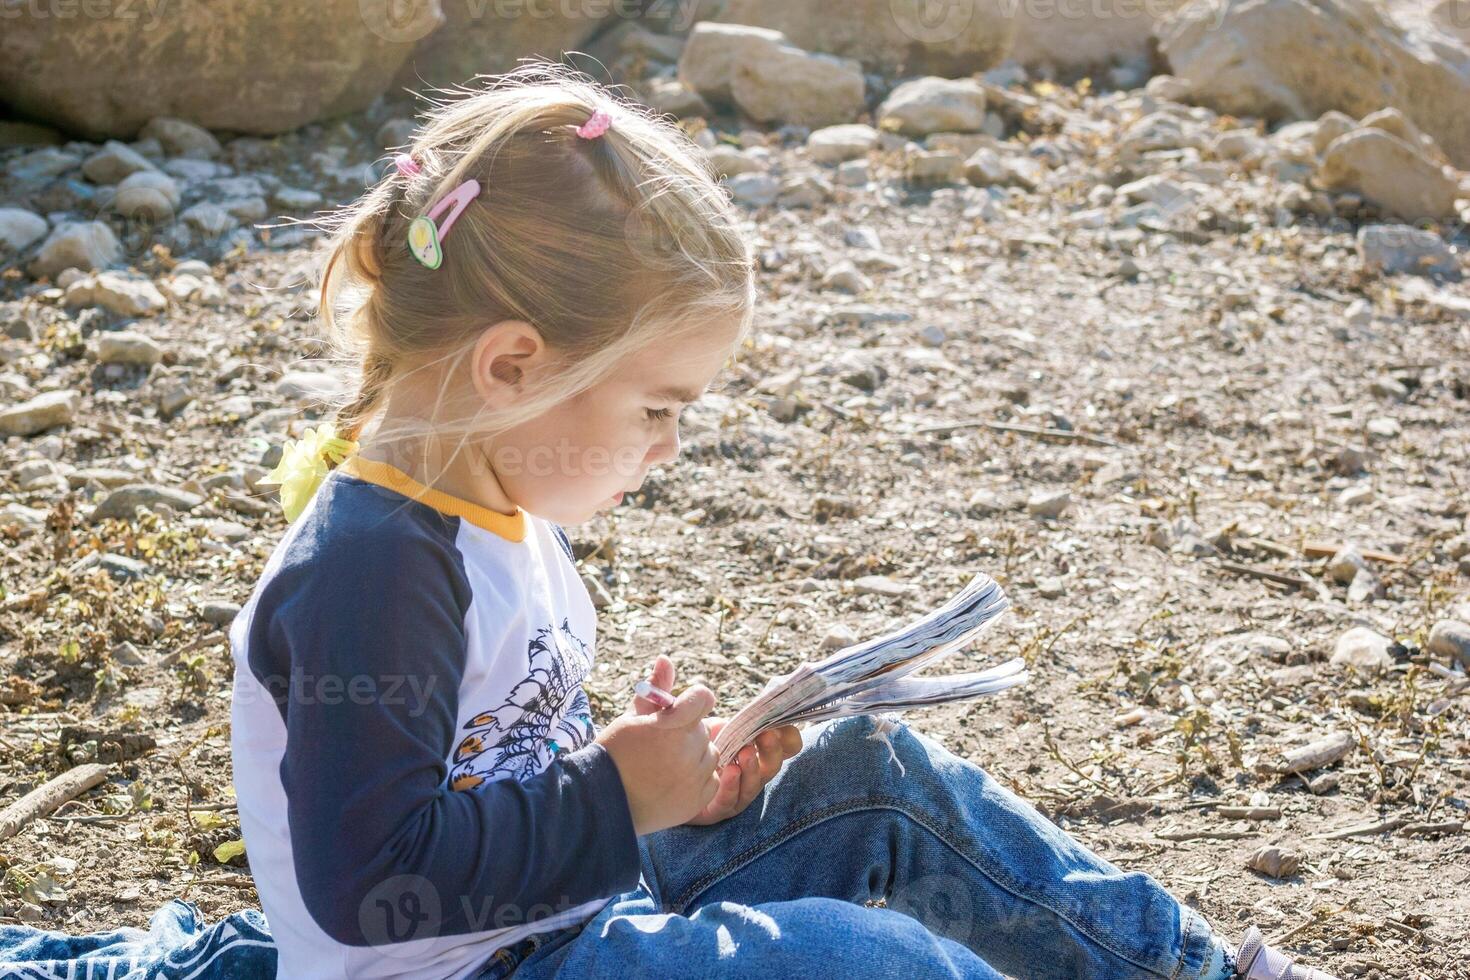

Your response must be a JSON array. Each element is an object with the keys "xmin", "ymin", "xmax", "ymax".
[{"xmin": 258, "ymin": 422, "xmax": 359, "ymax": 523}]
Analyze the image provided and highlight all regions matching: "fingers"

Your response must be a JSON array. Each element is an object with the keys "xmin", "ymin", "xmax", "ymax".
[
  {"xmin": 651, "ymin": 653, "xmax": 675, "ymax": 691},
  {"xmin": 779, "ymin": 724, "xmax": 803, "ymax": 759},
  {"xmin": 753, "ymin": 730, "xmax": 785, "ymax": 783},
  {"xmin": 633, "ymin": 654, "xmax": 677, "ymax": 714},
  {"xmin": 736, "ymin": 746, "xmax": 763, "ymax": 803},
  {"xmin": 651, "ymin": 683, "xmax": 715, "ymax": 728}
]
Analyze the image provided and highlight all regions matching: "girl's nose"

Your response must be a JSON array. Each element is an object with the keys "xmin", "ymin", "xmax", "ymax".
[{"xmin": 647, "ymin": 426, "xmax": 680, "ymax": 466}]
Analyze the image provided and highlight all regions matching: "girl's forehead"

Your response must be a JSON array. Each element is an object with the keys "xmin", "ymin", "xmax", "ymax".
[{"xmin": 610, "ymin": 320, "xmax": 743, "ymax": 387}]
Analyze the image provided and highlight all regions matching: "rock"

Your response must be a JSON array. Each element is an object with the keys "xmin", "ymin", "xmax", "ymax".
[
  {"xmin": 1145, "ymin": 74, "xmax": 1192, "ymax": 102},
  {"xmin": 81, "ymin": 141, "xmax": 156, "ymax": 184},
  {"xmin": 95, "ymin": 330, "xmax": 165, "ymax": 366},
  {"xmin": 638, "ymin": 77, "xmax": 711, "ymax": 119},
  {"xmin": 1365, "ymin": 417, "xmax": 1401, "ymax": 441},
  {"xmin": 1371, "ymin": 374, "xmax": 1409, "ymax": 401},
  {"xmin": 726, "ymin": 172, "xmax": 780, "ymax": 207},
  {"xmin": 1331, "ymin": 626, "xmax": 1394, "ymax": 674},
  {"xmin": 1345, "ymin": 299, "xmax": 1373, "ymax": 328},
  {"xmin": 1246, "ymin": 844, "xmax": 1301, "ymax": 879},
  {"xmin": 806, "ymin": 124, "xmax": 879, "ymax": 164},
  {"xmin": 393, "ymin": 1, "xmax": 603, "ymax": 91},
  {"xmin": 963, "ymin": 148, "xmax": 1008, "ymax": 186},
  {"xmin": 92, "ymin": 484, "xmax": 204, "ymax": 522},
  {"xmin": 714, "ymin": 0, "xmax": 1017, "ymax": 76},
  {"xmin": 0, "ymin": 502, "xmax": 48, "ymax": 535},
  {"xmin": 1026, "ymin": 489, "xmax": 1070, "ymax": 520},
  {"xmin": 777, "ymin": 173, "xmax": 832, "ymax": 208},
  {"xmin": 705, "ymin": 145, "xmax": 768, "ymax": 178},
  {"xmin": 1357, "ymin": 224, "xmax": 1460, "ymax": 278},
  {"xmin": 273, "ymin": 187, "xmax": 324, "ymax": 212},
  {"xmin": 0, "ymin": 11, "xmax": 422, "ymax": 139},
  {"xmin": 201, "ymin": 601, "xmax": 242, "ymax": 626},
  {"xmin": 1327, "ymin": 544, "xmax": 1368, "ymax": 584},
  {"xmin": 64, "ymin": 273, "xmax": 168, "ymax": 318},
  {"xmin": 821, "ymin": 623, "xmax": 859, "ymax": 650},
  {"xmin": 1427, "ymin": 620, "xmax": 1470, "ymax": 669},
  {"xmin": 0, "ymin": 207, "xmax": 48, "ymax": 253},
  {"xmin": 877, "ymin": 77, "xmax": 988, "ymax": 137},
  {"xmin": 1204, "ymin": 632, "xmax": 1292, "ymax": 662},
  {"xmin": 114, "ymin": 171, "xmax": 182, "ymax": 222},
  {"xmin": 155, "ymin": 378, "xmax": 196, "ymax": 420},
  {"xmin": 28, "ymin": 222, "xmax": 121, "ymax": 279},
  {"xmin": 1318, "ymin": 128, "xmax": 1460, "ymax": 221},
  {"xmin": 1347, "ymin": 568, "xmax": 1382, "ymax": 603},
  {"xmin": 1159, "ymin": 0, "xmax": 1470, "ymax": 168},
  {"xmin": 0, "ymin": 389, "xmax": 81, "ymax": 437},
  {"xmin": 731, "ymin": 43, "xmax": 865, "ymax": 127},
  {"xmin": 852, "ymin": 575, "xmax": 910, "ymax": 597},
  {"xmin": 1011, "ymin": 0, "xmax": 1188, "ymax": 72},
  {"xmin": 111, "ymin": 641, "xmax": 149, "ymax": 667},
  {"xmin": 180, "ymin": 203, "xmax": 238, "ymax": 237},
  {"xmin": 819, "ymin": 260, "xmax": 871, "ymax": 294},
  {"xmin": 836, "ymin": 159, "xmax": 870, "ymax": 186},
  {"xmin": 679, "ymin": 23, "xmax": 787, "ymax": 106},
  {"xmin": 906, "ymin": 150, "xmax": 964, "ymax": 185},
  {"xmin": 1337, "ymin": 483, "xmax": 1374, "ymax": 508}
]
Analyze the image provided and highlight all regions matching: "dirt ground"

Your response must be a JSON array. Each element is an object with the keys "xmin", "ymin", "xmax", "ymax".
[{"xmin": 2, "ymin": 83, "xmax": 1469, "ymax": 979}]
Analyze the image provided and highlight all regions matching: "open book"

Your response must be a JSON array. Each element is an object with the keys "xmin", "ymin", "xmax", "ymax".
[{"xmin": 712, "ymin": 574, "xmax": 1027, "ymax": 767}]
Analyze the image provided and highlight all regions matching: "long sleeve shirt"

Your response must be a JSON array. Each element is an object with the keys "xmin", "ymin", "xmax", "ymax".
[{"xmin": 228, "ymin": 453, "xmax": 641, "ymax": 979}]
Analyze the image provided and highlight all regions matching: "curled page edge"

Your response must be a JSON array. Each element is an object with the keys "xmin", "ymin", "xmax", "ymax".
[{"xmin": 712, "ymin": 574, "xmax": 1022, "ymax": 767}]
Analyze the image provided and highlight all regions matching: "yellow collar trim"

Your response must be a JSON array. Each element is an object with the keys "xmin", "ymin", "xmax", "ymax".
[{"xmin": 336, "ymin": 455, "xmax": 527, "ymax": 543}]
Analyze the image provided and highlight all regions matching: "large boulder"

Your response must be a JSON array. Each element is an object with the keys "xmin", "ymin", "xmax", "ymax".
[
  {"xmin": 715, "ymin": 0, "xmax": 1017, "ymax": 75},
  {"xmin": 0, "ymin": 1, "xmax": 430, "ymax": 139},
  {"xmin": 392, "ymin": 0, "xmax": 609, "ymax": 90},
  {"xmin": 1011, "ymin": 0, "xmax": 1188, "ymax": 72},
  {"xmin": 1318, "ymin": 127, "xmax": 1461, "ymax": 221},
  {"xmin": 680, "ymin": 23, "xmax": 788, "ymax": 105},
  {"xmin": 730, "ymin": 45, "xmax": 866, "ymax": 127},
  {"xmin": 1158, "ymin": 0, "xmax": 1470, "ymax": 168}
]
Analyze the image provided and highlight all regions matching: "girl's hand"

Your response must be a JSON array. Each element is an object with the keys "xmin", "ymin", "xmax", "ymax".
[
  {"xmin": 683, "ymin": 718, "xmax": 801, "ymax": 826},
  {"xmin": 633, "ymin": 654, "xmax": 803, "ymax": 827}
]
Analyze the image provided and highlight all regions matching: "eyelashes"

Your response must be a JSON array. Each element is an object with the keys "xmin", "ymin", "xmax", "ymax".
[{"xmin": 645, "ymin": 407, "xmax": 674, "ymax": 422}]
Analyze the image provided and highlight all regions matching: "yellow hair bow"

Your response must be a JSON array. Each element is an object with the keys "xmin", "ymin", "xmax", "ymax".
[{"xmin": 259, "ymin": 423, "xmax": 359, "ymax": 523}]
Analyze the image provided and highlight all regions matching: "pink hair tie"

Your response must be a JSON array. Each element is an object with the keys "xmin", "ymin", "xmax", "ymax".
[
  {"xmin": 576, "ymin": 108, "xmax": 613, "ymax": 140},
  {"xmin": 393, "ymin": 152, "xmax": 422, "ymax": 176}
]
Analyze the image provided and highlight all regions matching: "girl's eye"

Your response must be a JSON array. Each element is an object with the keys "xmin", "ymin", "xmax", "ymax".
[{"xmin": 645, "ymin": 407, "xmax": 674, "ymax": 422}]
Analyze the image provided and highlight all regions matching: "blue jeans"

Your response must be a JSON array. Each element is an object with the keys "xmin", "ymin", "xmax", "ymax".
[{"xmin": 478, "ymin": 715, "xmax": 1229, "ymax": 980}]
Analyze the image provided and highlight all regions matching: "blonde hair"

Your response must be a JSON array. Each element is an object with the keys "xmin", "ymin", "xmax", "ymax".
[{"xmin": 311, "ymin": 61, "xmax": 755, "ymax": 482}]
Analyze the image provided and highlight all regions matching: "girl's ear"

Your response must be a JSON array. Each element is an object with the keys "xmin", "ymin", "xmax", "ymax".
[{"xmin": 470, "ymin": 320, "xmax": 546, "ymax": 407}]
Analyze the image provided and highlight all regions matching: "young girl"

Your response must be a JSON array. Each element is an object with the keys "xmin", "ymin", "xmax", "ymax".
[{"xmin": 228, "ymin": 63, "xmax": 1336, "ymax": 980}]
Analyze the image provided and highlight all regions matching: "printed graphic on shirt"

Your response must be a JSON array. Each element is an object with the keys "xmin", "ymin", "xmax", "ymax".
[{"xmin": 449, "ymin": 619, "xmax": 596, "ymax": 790}]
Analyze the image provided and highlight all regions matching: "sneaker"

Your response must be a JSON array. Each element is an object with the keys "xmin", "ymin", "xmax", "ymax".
[{"xmin": 1234, "ymin": 927, "xmax": 1341, "ymax": 980}]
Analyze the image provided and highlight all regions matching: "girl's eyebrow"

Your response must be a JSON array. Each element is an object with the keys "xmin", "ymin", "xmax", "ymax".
[{"xmin": 649, "ymin": 384, "xmax": 705, "ymax": 403}]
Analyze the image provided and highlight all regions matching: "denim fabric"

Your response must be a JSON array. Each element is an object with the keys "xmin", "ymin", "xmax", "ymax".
[
  {"xmin": 0, "ymin": 899, "xmax": 275, "ymax": 979},
  {"xmin": 479, "ymin": 715, "xmax": 1230, "ymax": 980}
]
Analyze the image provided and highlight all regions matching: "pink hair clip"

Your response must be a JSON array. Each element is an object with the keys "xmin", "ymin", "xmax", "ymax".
[
  {"xmin": 393, "ymin": 152, "xmax": 422, "ymax": 176},
  {"xmin": 406, "ymin": 178, "xmax": 481, "ymax": 270},
  {"xmin": 576, "ymin": 108, "xmax": 613, "ymax": 140}
]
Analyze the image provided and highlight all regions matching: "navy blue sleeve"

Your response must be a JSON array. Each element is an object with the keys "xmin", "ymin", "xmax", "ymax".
[{"xmin": 248, "ymin": 502, "xmax": 640, "ymax": 946}]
